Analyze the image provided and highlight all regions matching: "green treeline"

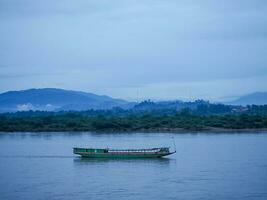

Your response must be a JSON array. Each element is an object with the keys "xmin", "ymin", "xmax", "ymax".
[{"xmin": 1, "ymin": 111, "xmax": 267, "ymax": 132}]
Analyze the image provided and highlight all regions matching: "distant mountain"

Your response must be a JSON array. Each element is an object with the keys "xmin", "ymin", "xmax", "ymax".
[
  {"xmin": 2, "ymin": 88, "xmax": 265, "ymax": 113},
  {"xmin": 227, "ymin": 92, "xmax": 267, "ymax": 105},
  {"xmin": 132, "ymin": 99, "xmax": 237, "ymax": 115},
  {"xmin": 0, "ymin": 88, "xmax": 133, "ymax": 112}
]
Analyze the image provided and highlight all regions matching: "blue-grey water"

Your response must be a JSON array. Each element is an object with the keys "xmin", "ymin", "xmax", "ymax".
[{"xmin": 0, "ymin": 132, "xmax": 267, "ymax": 200}]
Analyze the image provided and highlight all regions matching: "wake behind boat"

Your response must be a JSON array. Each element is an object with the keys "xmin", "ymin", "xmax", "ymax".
[{"xmin": 73, "ymin": 147, "xmax": 176, "ymax": 158}]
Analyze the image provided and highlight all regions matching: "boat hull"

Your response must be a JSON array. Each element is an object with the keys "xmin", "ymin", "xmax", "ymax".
[{"xmin": 75, "ymin": 152, "xmax": 174, "ymax": 159}]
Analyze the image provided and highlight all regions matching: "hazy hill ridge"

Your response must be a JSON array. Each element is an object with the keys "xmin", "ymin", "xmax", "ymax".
[
  {"xmin": 228, "ymin": 92, "xmax": 267, "ymax": 105},
  {"xmin": 0, "ymin": 89, "xmax": 266, "ymax": 113},
  {"xmin": 0, "ymin": 88, "xmax": 130, "ymax": 112}
]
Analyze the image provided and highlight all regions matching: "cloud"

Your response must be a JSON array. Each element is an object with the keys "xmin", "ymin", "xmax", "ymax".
[
  {"xmin": 17, "ymin": 103, "xmax": 34, "ymax": 111},
  {"xmin": 0, "ymin": 0, "xmax": 267, "ymax": 100}
]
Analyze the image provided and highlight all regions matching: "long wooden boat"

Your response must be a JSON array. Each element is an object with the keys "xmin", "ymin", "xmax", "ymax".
[{"xmin": 73, "ymin": 147, "xmax": 176, "ymax": 158}]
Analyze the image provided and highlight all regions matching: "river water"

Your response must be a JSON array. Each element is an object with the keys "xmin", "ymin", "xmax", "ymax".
[{"xmin": 0, "ymin": 132, "xmax": 267, "ymax": 200}]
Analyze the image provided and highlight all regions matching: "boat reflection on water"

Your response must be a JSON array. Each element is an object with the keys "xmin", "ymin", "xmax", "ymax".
[{"xmin": 73, "ymin": 156, "xmax": 172, "ymax": 166}]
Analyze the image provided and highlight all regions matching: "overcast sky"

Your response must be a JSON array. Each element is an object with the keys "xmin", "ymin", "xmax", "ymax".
[{"xmin": 0, "ymin": 0, "xmax": 267, "ymax": 101}]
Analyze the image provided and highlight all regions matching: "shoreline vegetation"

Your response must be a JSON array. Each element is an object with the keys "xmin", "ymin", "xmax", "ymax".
[{"xmin": 1, "ymin": 108, "xmax": 267, "ymax": 132}]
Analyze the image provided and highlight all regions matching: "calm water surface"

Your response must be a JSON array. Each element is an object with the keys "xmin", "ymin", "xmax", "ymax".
[{"xmin": 0, "ymin": 132, "xmax": 267, "ymax": 200}]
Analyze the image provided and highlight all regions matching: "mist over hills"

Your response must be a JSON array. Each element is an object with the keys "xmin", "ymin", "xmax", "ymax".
[{"xmin": 0, "ymin": 88, "xmax": 266, "ymax": 113}]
